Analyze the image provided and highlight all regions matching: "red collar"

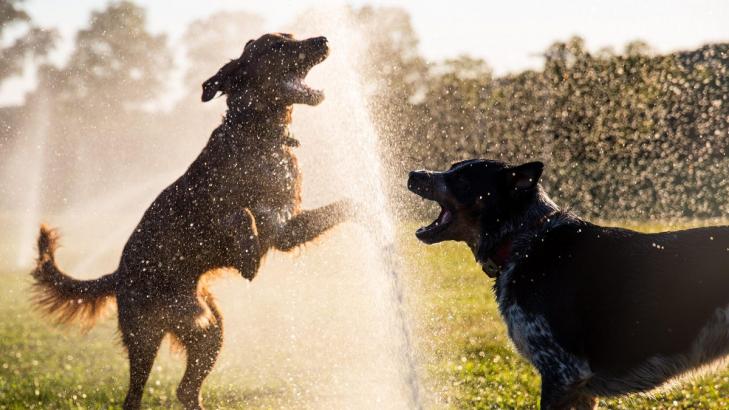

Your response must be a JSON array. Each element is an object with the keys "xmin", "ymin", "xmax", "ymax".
[{"xmin": 482, "ymin": 238, "xmax": 513, "ymax": 278}]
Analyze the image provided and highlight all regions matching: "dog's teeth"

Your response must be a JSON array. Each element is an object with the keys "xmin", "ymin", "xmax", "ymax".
[{"xmin": 441, "ymin": 209, "xmax": 453, "ymax": 224}]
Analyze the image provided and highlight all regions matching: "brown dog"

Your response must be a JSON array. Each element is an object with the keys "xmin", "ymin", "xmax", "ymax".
[{"xmin": 31, "ymin": 33, "xmax": 350, "ymax": 410}]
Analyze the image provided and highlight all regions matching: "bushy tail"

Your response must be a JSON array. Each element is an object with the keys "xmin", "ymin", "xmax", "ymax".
[{"xmin": 31, "ymin": 225, "xmax": 117, "ymax": 329}]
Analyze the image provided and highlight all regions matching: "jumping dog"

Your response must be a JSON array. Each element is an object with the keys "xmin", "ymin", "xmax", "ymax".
[{"xmin": 31, "ymin": 33, "xmax": 351, "ymax": 410}]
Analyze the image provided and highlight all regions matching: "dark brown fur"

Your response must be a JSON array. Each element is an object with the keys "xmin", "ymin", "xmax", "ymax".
[{"xmin": 31, "ymin": 33, "xmax": 349, "ymax": 410}]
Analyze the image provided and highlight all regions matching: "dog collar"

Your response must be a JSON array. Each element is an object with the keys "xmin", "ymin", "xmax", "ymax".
[
  {"xmin": 224, "ymin": 119, "xmax": 300, "ymax": 147},
  {"xmin": 479, "ymin": 211, "xmax": 559, "ymax": 278},
  {"xmin": 481, "ymin": 239, "xmax": 513, "ymax": 278}
]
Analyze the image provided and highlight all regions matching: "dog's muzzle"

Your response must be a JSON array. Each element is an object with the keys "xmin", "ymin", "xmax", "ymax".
[{"xmin": 407, "ymin": 171, "xmax": 437, "ymax": 200}]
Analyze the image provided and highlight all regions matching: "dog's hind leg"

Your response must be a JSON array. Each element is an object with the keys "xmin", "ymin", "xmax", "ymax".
[
  {"xmin": 172, "ymin": 289, "xmax": 223, "ymax": 410},
  {"xmin": 540, "ymin": 378, "xmax": 597, "ymax": 410},
  {"xmin": 273, "ymin": 199, "xmax": 352, "ymax": 251},
  {"xmin": 568, "ymin": 394, "xmax": 598, "ymax": 410},
  {"xmin": 120, "ymin": 313, "xmax": 166, "ymax": 410}
]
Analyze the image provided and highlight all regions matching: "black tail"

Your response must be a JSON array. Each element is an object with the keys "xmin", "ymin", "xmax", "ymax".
[{"xmin": 30, "ymin": 225, "xmax": 117, "ymax": 329}]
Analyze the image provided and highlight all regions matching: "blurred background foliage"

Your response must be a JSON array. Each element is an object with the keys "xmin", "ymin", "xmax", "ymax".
[{"xmin": 1, "ymin": 0, "xmax": 728, "ymax": 220}]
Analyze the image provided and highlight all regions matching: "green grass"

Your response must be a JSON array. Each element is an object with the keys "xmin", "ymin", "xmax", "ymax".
[
  {"xmin": 0, "ymin": 278, "xmax": 289, "ymax": 409},
  {"xmin": 2, "ymin": 222, "xmax": 729, "ymax": 409}
]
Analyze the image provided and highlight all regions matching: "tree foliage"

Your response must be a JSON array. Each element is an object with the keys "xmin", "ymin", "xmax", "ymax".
[
  {"xmin": 182, "ymin": 11, "xmax": 264, "ymax": 99},
  {"xmin": 407, "ymin": 38, "xmax": 729, "ymax": 219},
  {"xmin": 0, "ymin": 0, "xmax": 54, "ymax": 84},
  {"xmin": 39, "ymin": 0, "xmax": 171, "ymax": 111}
]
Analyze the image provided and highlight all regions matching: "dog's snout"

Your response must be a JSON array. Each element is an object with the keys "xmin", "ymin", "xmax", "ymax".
[
  {"xmin": 312, "ymin": 36, "xmax": 328, "ymax": 46},
  {"xmin": 306, "ymin": 36, "xmax": 329, "ymax": 53},
  {"xmin": 407, "ymin": 171, "xmax": 424, "ymax": 190},
  {"xmin": 408, "ymin": 171, "xmax": 435, "ymax": 198}
]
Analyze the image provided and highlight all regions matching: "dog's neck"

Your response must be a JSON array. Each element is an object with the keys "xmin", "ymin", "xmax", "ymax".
[
  {"xmin": 476, "ymin": 187, "xmax": 560, "ymax": 277},
  {"xmin": 220, "ymin": 102, "xmax": 298, "ymax": 148}
]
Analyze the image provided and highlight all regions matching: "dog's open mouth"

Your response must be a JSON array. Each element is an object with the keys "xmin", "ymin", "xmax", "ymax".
[
  {"xmin": 416, "ymin": 202, "xmax": 454, "ymax": 241},
  {"xmin": 284, "ymin": 76, "xmax": 324, "ymax": 105},
  {"xmin": 285, "ymin": 47, "xmax": 329, "ymax": 105},
  {"xmin": 407, "ymin": 171, "xmax": 455, "ymax": 243}
]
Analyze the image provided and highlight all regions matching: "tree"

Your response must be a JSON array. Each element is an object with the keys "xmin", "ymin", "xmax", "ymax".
[
  {"xmin": 347, "ymin": 6, "xmax": 428, "ymax": 181},
  {"xmin": 30, "ymin": 1, "xmax": 175, "ymax": 207},
  {"xmin": 0, "ymin": 0, "xmax": 54, "ymax": 84},
  {"xmin": 40, "ymin": 0, "xmax": 172, "ymax": 112},
  {"xmin": 416, "ymin": 35, "xmax": 729, "ymax": 219},
  {"xmin": 418, "ymin": 56, "xmax": 494, "ymax": 168}
]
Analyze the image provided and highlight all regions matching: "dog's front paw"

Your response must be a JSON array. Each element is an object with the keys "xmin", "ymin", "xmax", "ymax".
[
  {"xmin": 335, "ymin": 198, "xmax": 381, "ymax": 225},
  {"xmin": 239, "ymin": 254, "xmax": 260, "ymax": 281},
  {"xmin": 223, "ymin": 208, "xmax": 261, "ymax": 281},
  {"xmin": 341, "ymin": 198, "xmax": 375, "ymax": 223},
  {"xmin": 340, "ymin": 198, "xmax": 357, "ymax": 218},
  {"xmin": 325, "ymin": 198, "xmax": 354, "ymax": 221}
]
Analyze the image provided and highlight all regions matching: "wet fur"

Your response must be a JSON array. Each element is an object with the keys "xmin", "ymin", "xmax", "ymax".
[
  {"xmin": 499, "ymin": 205, "xmax": 729, "ymax": 409},
  {"xmin": 30, "ymin": 33, "xmax": 349, "ymax": 410},
  {"xmin": 408, "ymin": 160, "xmax": 729, "ymax": 409}
]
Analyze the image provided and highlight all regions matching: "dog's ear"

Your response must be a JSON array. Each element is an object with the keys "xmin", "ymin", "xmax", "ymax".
[
  {"xmin": 503, "ymin": 161, "xmax": 543, "ymax": 191},
  {"xmin": 201, "ymin": 74, "xmax": 222, "ymax": 102},
  {"xmin": 201, "ymin": 39, "xmax": 256, "ymax": 102},
  {"xmin": 241, "ymin": 39, "xmax": 255, "ymax": 56}
]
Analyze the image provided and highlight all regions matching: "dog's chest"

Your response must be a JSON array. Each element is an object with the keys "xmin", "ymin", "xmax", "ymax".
[
  {"xmin": 245, "ymin": 148, "xmax": 301, "ymax": 229},
  {"xmin": 499, "ymin": 296, "xmax": 551, "ymax": 364},
  {"xmin": 495, "ymin": 264, "xmax": 549, "ymax": 355},
  {"xmin": 268, "ymin": 148, "xmax": 298, "ymax": 177},
  {"xmin": 259, "ymin": 149, "xmax": 300, "ymax": 194},
  {"xmin": 496, "ymin": 266, "xmax": 592, "ymax": 384},
  {"xmin": 223, "ymin": 147, "xmax": 300, "ymax": 200}
]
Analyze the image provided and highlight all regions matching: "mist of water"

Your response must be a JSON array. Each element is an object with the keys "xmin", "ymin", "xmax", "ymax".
[
  {"xmin": 3, "ymin": 89, "xmax": 49, "ymax": 268},
  {"xmin": 282, "ymin": 8, "xmax": 424, "ymax": 408}
]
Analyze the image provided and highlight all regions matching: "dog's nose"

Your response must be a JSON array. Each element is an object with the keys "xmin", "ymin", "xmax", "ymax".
[
  {"xmin": 407, "ymin": 171, "xmax": 419, "ymax": 190},
  {"xmin": 407, "ymin": 170, "xmax": 432, "ymax": 194},
  {"xmin": 312, "ymin": 36, "xmax": 328, "ymax": 47}
]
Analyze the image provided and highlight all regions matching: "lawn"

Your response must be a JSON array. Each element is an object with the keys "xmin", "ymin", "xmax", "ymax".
[
  {"xmin": 1, "ymin": 222, "xmax": 728, "ymax": 409},
  {"xmin": 0, "ymin": 275, "xmax": 289, "ymax": 409}
]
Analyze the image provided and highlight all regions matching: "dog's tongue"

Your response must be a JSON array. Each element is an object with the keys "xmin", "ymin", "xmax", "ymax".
[
  {"xmin": 417, "ymin": 206, "xmax": 450, "ymax": 234},
  {"xmin": 285, "ymin": 79, "xmax": 324, "ymax": 105}
]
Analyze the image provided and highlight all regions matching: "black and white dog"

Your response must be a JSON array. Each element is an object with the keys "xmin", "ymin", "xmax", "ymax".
[{"xmin": 408, "ymin": 159, "xmax": 729, "ymax": 409}]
